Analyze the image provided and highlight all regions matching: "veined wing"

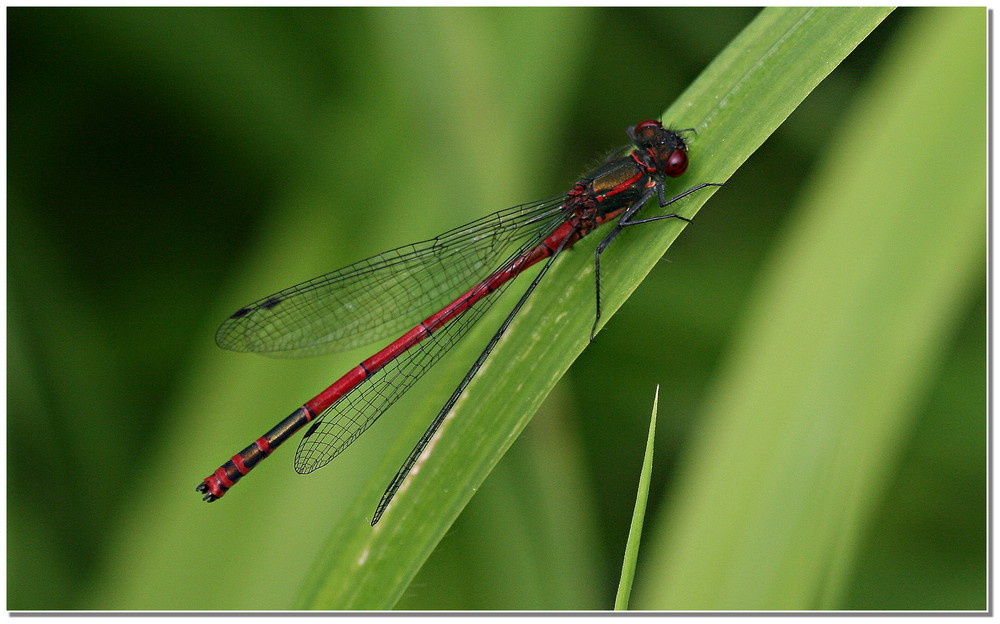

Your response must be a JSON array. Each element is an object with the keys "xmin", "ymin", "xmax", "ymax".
[
  {"xmin": 216, "ymin": 196, "xmax": 569, "ymax": 358},
  {"xmin": 292, "ymin": 214, "xmax": 568, "ymax": 473}
]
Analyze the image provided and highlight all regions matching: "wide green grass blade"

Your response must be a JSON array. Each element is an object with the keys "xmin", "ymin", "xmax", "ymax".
[
  {"xmin": 297, "ymin": 7, "xmax": 891, "ymax": 609},
  {"xmin": 614, "ymin": 386, "xmax": 660, "ymax": 610},
  {"xmin": 635, "ymin": 7, "xmax": 985, "ymax": 610}
]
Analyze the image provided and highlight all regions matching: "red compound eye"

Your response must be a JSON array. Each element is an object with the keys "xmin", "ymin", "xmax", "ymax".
[
  {"xmin": 664, "ymin": 149, "xmax": 688, "ymax": 177},
  {"xmin": 630, "ymin": 120, "xmax": 663, "ymax": 146},
  {"xmin": 634, "ymin": 120, "xmax": 662, "ymax": 130}
]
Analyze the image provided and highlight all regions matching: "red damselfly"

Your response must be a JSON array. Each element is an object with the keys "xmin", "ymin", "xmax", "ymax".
[{"xmin": 198, "ymin": 120, "xmax": 720, "ymax": 525}]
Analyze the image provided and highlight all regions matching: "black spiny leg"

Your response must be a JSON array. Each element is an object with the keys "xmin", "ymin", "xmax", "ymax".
[{"xmin": 589, "ymin": 182, "xmax": 723, "ymax": 340}]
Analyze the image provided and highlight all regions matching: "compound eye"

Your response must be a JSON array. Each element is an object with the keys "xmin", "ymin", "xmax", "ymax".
[
  {"xmin": 630, "ymin": 120, "xmax": 663, "ymax": 145},
  {"xmin": 664, "ymin": 149, "xmax": 688, "ymax": 177},
  {"xmin": 634, "ymin": 120, "xmax": 662, "ymax": 131}
]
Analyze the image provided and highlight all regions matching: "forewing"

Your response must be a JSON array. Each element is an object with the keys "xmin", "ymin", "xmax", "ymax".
[{"xmin": 216, "ymin": 196, "xmax": 567, "ymax": 358}]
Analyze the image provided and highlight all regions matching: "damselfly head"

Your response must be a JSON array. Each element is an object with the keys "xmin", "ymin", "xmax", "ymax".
[{"xmin": 628, "ymin": 120, "xmax": 689, "ymax": 178}]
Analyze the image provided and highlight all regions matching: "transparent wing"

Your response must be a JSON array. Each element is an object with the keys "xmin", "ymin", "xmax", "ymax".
[
  {"xmin": 216, "ymin": 196, "xmax": 568, "ymax": 358},
  {"xmin": 292, "ymin": 210, "xmax": 571, "ymax": 473}
]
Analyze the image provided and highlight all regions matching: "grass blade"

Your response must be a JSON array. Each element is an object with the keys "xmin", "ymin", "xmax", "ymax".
[
  {"xmin": 636, "ymin": 7, "xmax": 985, "ymax": 610},
  {"xmin": 298, "ymin": 7, "xmax": 892, "ymax": 609},
  {"xmin": 614, "ymin": 386, "xmax": 660, "ymax": 610}
]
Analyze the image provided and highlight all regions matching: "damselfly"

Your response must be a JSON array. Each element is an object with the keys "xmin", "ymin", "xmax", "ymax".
[{"xmin": 197, "ymin": 120, "xmax": 720, "ymax": 525}]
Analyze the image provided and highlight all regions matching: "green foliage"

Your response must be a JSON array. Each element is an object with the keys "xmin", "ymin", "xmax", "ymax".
[
  {"xmin": 298, "ymin": 7, "xmax": 892, "ymax": 610},
  {"xmin": 636, "ymin": 7, "xmax": 986, "ymax": 609},
  {"xmin": 614, "ymin": 387, "xmax": 660, "ymax": 610},
  {"xmin": 8, "ymin": 6, "xmax": 984, "ymax": 611}
]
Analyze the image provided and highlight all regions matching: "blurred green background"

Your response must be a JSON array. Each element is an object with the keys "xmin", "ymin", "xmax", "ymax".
[{"xmin": 8, "ymin": 7, "xmax": 985, "ymax": 611}]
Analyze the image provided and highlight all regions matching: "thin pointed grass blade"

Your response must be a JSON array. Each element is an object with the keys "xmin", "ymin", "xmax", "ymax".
[
  {"xmin": 636, "ymin": 8, "xmax": 985, "ymax": 610},
  {"xmin": 614, "ymin": 386, "xmax": 660, "ymax": 611},
  {"xmin": 298, "ymin": 7, "xmax": 893, "ymax": 610}
]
